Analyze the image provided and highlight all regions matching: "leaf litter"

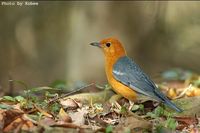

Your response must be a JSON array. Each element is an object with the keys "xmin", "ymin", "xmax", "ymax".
[{"xmin": 0, "ymin": 69, "xmax": 200, "ymax": 132}]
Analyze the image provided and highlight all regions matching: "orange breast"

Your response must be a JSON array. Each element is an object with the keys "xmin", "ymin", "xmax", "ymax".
[
  {"xmin": 109, "ymin": 77, "xmax": 137, "ymax": 101},
  {"xmin": 105, "ymin": 57, "xmax": 137, "ymax": 101}
]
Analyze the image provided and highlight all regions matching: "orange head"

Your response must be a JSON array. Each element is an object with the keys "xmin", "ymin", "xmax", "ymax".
[{"xmin": 90, "ymin": 38, "xmax": 126, "ymax": 59}]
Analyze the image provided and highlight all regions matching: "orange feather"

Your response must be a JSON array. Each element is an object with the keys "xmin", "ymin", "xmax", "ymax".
[{"xmin": 100, "ymin": 38, "xmax": 137, "ymax": 100}]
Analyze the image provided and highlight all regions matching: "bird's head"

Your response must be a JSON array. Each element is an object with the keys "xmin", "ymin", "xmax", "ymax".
[{"xmin": 90, "ymin": 38, "xmax": 126, "ymax": 58}]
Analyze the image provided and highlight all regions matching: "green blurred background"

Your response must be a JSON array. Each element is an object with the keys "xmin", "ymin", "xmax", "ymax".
[{"xmin": 0, "ymin": 1, "xmax": 200, "ymax": 94}]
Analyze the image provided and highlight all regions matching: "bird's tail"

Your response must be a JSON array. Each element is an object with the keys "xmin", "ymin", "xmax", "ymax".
[
  {"xmin": 163, "ymin": 98, "xmax": 183, "ymax": 113},
  {"xmin": 155, "ymin": 89, "xmax": 183, "ymax": 112}
]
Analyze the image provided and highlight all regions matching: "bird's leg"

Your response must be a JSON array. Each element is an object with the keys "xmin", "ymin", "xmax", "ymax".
[
  {"xmin": 128, "ymin": 100, "xmax": 135, "ymax": 111},
  {"xmin": 109, "ymin": 94, "xmax": 123, "ymax": 103},
  {"xmin": 109, "ymin": 94, "xmax": 123, "ymax": 114},
  {"xmin": 90, "ymin": 97, "xmax": 94, "ymax": 109}
]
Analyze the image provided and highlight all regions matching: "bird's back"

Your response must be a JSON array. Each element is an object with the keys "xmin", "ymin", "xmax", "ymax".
[{"xmin": 112, "ymin": 56, "xmax": 183, "ymax": 112}]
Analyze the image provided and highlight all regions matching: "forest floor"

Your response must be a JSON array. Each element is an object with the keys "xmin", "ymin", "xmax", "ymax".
[{"xmin": 0, "ymin": 68, "xmax": 200, "ymax": 133}]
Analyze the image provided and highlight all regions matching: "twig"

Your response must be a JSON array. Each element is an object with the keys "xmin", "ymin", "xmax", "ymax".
[
  {"xmin": 174, "ymin": 84, "xmax": 192, "ymax": 99},
  {"xmin": 23, "ymin": 114, "xmax": 38, "ymax": 125},
  {"xmin": 50, "ymin": 123, "xmax": 90, "ymax": 129},
  {"xmin": 48, "ymin": 83, "xmax": 94, "ymax": 104}
]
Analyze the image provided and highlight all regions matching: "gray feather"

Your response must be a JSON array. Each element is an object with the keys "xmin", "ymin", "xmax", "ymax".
[{"xmin": 112, "ymin": 56, "xmax": 182, "ymax": 112}]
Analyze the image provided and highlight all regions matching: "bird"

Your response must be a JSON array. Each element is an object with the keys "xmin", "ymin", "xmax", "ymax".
[{"xmin": 90, "ymin": 37, "xmax": 183, "ymax": 112}]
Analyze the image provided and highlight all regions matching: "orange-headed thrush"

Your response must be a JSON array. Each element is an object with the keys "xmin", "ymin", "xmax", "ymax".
[{"xmin": 90, "ymin": 37, "xmax": 183, "ymax": 112}]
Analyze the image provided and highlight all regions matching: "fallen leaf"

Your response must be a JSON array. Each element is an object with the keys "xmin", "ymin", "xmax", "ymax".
[
  {"xmin": 51, "ymin": 123, "xmax": 80, "ymax": 129},
  {"xmin": 167, "ymin": 88, "xmax": 177, "ymax": 99},
  {"xmin": 39, "ymin": 117, "xmax": 56, "ymax": 126},
  {"xmin": 100, "ymin": 112, "xmax": 120, "ymax": 125},
  {"xmin": 114, "ymin": 116, "xmax": 152, "ymax": 133},
  {"xmin": 34, "ymin": 105, "xmax": 53, "ymax": 118},
  {"xmin": 174, "ymin": 116, "xmax": 198, "ymax": 130},
  {"xmin": 89, "ymin": 115, "xmax": 107, "ymax": 127},
  {"xmin": 174, "ymin": 116, "xmax": 198, "ymax": 125},
  {"xmin": 60, "ymin": 98, "xmax": 79, "ymax": 110},
  {"xmin": 64, "ymin": 90, "xmax": 114, "ymax": 104},
  {"xmin": 69, "ymin": 108, "xmax": 88, "ymax": 126},
  {"xmin": 193, "ymin": 88, "xmax": 200, "ymax": 96},
  {"xmin": 0, "ymin": 110, "xmax": 5, "ymax": 130},
  {"xmin": 131, "ymin": 105, "xmax": 140, "ymax": 111},
  {"xmin": 58, "ymin": 108, "xmax": 72, "ymax": 122},
  {"xmin": 2, "ymin": 109, "xmax": 24, "ymax": 128},
  {"xmin": 189, "ymin": 128, "xmax": 199, "ymax": 133},
  {"xmin": 3, "ymin": 114, "xmax": 35, "ymax": 132}
]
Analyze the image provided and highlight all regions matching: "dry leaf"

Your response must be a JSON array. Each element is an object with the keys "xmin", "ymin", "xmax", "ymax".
[
  {"xmin": 174, "ymin": 116, "xmax": 198, "ymax": 130},
  {"xmin": 193, "ymin": 89, "xmax": 200, "ymax": 96},
  {"xmin": 34, "ymin": 105, "xmax": 52, "ymax": 118},
  {"xmin": 39, "ymin": 117, "xmax": 56, "ymax": 126},
  {"xmin": 0, "ymin": 110, "xmax": 5, "ymax": 130},
  {"xmin": 174, "ymin": 116, "xmax": 198, "ymax": 125},
  {"xmin": 69, "ymin": 108, "xmax": 88, "ymax": 126},
  {"xmin": 60, "ymin": 98, "xmax": 79, "ymax": 109},
  {"xmin": 167, "ymin": 88, "xmax": 177, "ymax": 99},
  {"xmin": 114, "ymin": 116, "xmax": 152, "ymax": 133},
  {"xmin": 189, "ymin": 128, "xmax": 199, "ymax": 133},
  {"xmin": 51, "ymin": 123, "xmax": 80, "ymax": 129},
  {"xmin": 3, "ymin": 114, "xmax": 35, "ymax": 132},
  {"xmin": 1, "ymin": 109, "xmax": 24, "ymax": 129},
  {"xmin": 58, "ymin": 108, "xmax": 72, "ymax": 122}
]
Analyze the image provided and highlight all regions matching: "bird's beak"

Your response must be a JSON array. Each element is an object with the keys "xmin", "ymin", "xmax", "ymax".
[{"xmin": 90, "ymin": 42, "xmax": 102, "ymax": 48}]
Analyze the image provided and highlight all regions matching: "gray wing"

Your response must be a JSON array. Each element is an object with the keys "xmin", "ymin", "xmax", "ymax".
[{"xmin": 112, "ymin": 56, "xmax": 167, "ymax": 102}]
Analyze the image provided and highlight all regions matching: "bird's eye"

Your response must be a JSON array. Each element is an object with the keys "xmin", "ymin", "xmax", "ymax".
[{"xmin": 106, "ymin": 42, "xmax": 111, "ymax": 47}]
